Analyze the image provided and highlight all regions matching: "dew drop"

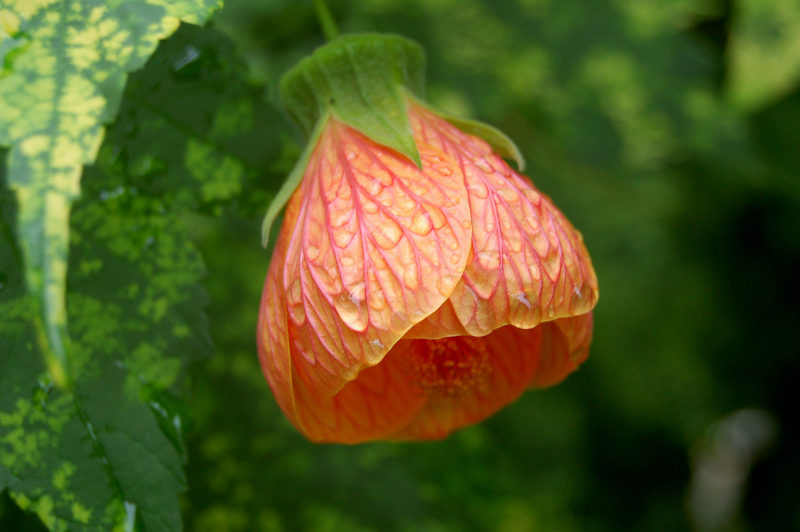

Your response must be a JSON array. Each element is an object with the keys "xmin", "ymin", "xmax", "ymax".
[
  {"xmin": 366, "ymin": 179, "xmax": 383, "ymax": 196},
  {"xmin": 499, "ymin": 186, "xmax": 519, "ymax": 202},
  {"xmin": 334, "ymin": 293, "xmax": 367, "ymax": 331},
  {"xmin": 437, "ymin": 275, "xmax": 458, "ymax": 296},
  {"xmin": 467, "ymin": 183, "xmax": 489, "ymax": 199},
  {"xmin": 474, "ymin": 158, "xmax": 494, "ymax": 173},
  {"xmin": 305, "ymin": 245, "xmax": 320, "ymax": 261},
  {"xmin": 369, "ymin": 290, "xmax": 386, "ymax": 310},
  {"xmin": 362, "ymin": 200, "xmax": 379, "ymax": 214},
  {"xmin": 375, "ymin": 221, "xmax": 402, "ymax": 249},
  {"xmin": 410, "ymin": 211, "xmax": 433, "ymax": 235},
  {"xmin": 476, "ymin": 250, "xmax": 500, "ymax": 269}
]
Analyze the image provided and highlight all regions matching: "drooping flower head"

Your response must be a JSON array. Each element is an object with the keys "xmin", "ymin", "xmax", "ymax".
[{"xmin": 258, "ymin": 34, "xmax": 598, "ymax": 443}]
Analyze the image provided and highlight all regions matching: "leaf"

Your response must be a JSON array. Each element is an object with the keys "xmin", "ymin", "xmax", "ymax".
[
  {"xmin": 0, "ymin": 0, "xmax": 219, "ymax": 387},
  {"xmin": 727, "ymin": 0, "xmax": 800, "ymax": 110},
  {"xmin": 1, "ymin": 145, "xmax": 197, "ymax": 532},
  {"xmin": 1, "ymin": 22, "xmax": 283, "ymax": 532},
  {"xmin": 0, "ymin": 309, "xmax": 187, "ymax": 532}
]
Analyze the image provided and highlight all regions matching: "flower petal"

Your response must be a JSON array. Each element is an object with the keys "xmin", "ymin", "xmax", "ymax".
[
  {"xmin": 288, "ymin": 340, "xmax": 427, "ymax": 442},
  {"xmin": 409, "ymin": 103, "xmax": 598, "ymax": 336},
  {"xmin": 275, "ymin": 116, "xmax": 472, "ymax": 406},
  {"xmin": 388, "ymin": 324, "xmax": 544, "ymax": 440},
  {"xmin": 530, "ymin": 313, "xmax": 594, "ymax": 388},
  {"xmin": 257, "ymin": 207, "xmax": 299, "ymax": 428}
]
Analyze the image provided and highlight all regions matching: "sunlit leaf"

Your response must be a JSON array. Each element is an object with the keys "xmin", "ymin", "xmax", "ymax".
[{"xmin": 0, "ymin": 0, "xmax": 219, "ymax": 387}]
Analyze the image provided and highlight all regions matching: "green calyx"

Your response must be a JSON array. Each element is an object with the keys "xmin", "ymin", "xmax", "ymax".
[{"xmin": 279, "ymin": 33, "xmax": 425, "ymax": 167}]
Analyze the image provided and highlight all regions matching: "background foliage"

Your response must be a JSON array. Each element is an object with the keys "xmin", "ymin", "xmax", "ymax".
[{"xmin": 1, "ymin": 0, "xmax": 799, "ymax": 530}]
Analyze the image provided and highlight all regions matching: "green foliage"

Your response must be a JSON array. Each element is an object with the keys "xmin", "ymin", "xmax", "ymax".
[
  {"xmin": 0, "ymin": 15, "xmax": 284, "ymax": 531},
  {"xmin": 2, "ymin": 1, "xmax": 800, "ymax": 532},
  {"xmin": 0, "ymin": 0, "xmax": 219, "ymax": 387},
  {"xmin": 727, "ymin": 0, "xmax": 800, "ymax": 110}
]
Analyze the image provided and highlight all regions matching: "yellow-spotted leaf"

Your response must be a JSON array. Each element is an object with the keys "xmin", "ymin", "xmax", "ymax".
[
  {"xmin": 0, "ymin": 0, "xmax": 220, "ymax": 387},
  {"xmin": 0, "ymin": 22, "xmax": 280, "ymax": 532}
]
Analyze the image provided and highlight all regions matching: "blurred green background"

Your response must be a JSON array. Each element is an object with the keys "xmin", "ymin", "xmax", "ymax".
[
  {"xmin": 6, "ymin": 0, "xmax": 798, "ymax": 530},
  {"xmin": 185, "ymin": 0, "xmax": 800, "ymax": 531}
]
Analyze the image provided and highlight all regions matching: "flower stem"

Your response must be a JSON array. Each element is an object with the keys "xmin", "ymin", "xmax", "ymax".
[
  {"xmin": 313, "ymin": 0, "xmax": 339, "ymax": 41},
  {"xmin": 314, "ymin": 0, "xmax": 339, "ymax": 41}
]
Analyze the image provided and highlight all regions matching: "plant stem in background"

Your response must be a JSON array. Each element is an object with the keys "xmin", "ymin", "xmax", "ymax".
[{"xmin": 313, "ymin": 0, "xmax": 339, "ymax": 40}]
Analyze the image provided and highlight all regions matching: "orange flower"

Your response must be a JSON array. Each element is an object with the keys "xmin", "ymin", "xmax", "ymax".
[{"xmin": 258, "ymin": 98, "xmax": 598, "ymax": 443}]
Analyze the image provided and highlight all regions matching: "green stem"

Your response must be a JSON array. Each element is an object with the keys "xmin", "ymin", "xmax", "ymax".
[{"xmin": 313, "ymin": 0, "xmax": 339, "ymax": 41}]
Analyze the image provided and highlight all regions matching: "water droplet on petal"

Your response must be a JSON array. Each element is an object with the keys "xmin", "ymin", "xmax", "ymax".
[
  {"xmin": 410, "ymin": 211, "xmax": 432, "ymax": 235},
  {"xmin": 374, "ymin": 220, "xmax": 402, "ymax": 249},
  {"xmin": 305, "ymin": 245, "xmax": 320, "ymax": 261},
  {"xmin": 362, "ymin": 200, "xmax": 378, "ymax": 214},
  {"xmin": 476, "ymin": 250, "xmax": 500, "ymax": 269},
  {"xmin": 368, "ymin": 290, "xmax": 386, "ymax": 310},
  {"xmin": 334, "ymin": 292, "xmax": 367, "ymax": 331},
  {"xmin": 437, "ymin": 166, "xmax": 453, "ymax": 176},
  {"xmin": 474, "ymin": 158, "xmax": 494, "ymax": 173},
  {"xmin": 437, "ymin": 275, "xmax": 458, "ymax": 296}
]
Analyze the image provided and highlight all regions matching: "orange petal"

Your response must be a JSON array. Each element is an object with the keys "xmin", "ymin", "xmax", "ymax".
[
  {"xmin": 257, "ymin": 201, "xmax": 299, "ymax": 429},
  {"xmin": 409, "ymin": 103, "xmax": 598, "ymax": 336},
  {"xmin": 288, "ymin": 339, "xmax": 427, "ymax": 443},
  {"xmin": 530, "ymin": 313, "xmax": 594, "ymax": 389},
  {"xmin": 258, "ymin": 116, "xmax": 473, "ymax": 440},
  {"xmin": 388, "ymin": 324, "xmax": 544, "ymax": 440}
]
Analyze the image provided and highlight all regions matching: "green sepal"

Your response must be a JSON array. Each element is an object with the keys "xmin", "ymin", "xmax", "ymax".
[
  {"xmin": 261, "ymin": 114, "xmax": 329, "ymax": 248},
  {"xmin": 279, "ymin": 33, "xmax": 425, "ymax": 168}
]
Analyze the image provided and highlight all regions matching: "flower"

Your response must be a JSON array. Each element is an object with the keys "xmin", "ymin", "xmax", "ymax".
[{"xmin": 258, "ymin": 96, "xmax": 598, "ymax": 443}]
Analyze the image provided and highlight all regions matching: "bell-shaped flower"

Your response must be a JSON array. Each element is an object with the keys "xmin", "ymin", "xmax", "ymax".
[{"xmin": 258, "ymin": 35, "xmax": 598, "ymax": 443}]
